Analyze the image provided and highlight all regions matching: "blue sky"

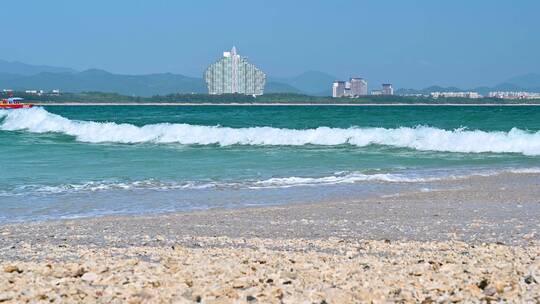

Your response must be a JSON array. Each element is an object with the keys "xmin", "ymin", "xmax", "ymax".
[{"xmin": 2, "ymin": 0, "xmax": 539, "ymax": 88}]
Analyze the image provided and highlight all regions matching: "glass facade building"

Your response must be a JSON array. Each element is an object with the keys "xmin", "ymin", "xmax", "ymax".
[{"xmin": 205, "ymin": 47, "xmax": 266, "ymax": 95}]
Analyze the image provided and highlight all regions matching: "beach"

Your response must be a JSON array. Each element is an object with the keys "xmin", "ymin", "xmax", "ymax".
[
  {"xmin": 1, "ymin": 173, "xmax": 539, "ymax": 303},
  {"xmin": 3, "ymin": 0, "xmax": 540, "ymax": 302},
  {"xmin": 2, "ymin": 105, "xmax": 540, "ymax": 302}
]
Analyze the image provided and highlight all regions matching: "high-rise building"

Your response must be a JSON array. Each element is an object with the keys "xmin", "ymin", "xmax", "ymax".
[
  {"xmin": 382, "ymin": 84, "xmax": 393, "ymax": 95},
  {"xmin": 332, "ymin": 81, "xmax": 346, "ymax": 97},
  {"xmin": 205, "ymin": 46, "xmax": 266, "ymax": 95},
  {"xmin": 350, "ymin": 78, "xmax": 368, "ymax": 96},
  {"xmin": 333, "ymin": 78, "xmax": 368, "ymax": 98}
]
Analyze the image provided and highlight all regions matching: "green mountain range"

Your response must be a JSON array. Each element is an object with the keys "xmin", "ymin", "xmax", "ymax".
[
  {"xmin": 270, "ymin": 71, "xmax": 336, "ymax": 96},
  {"xmin": 0, "ymin": 59, "xmax": 76, "ymax": 75},
  {"xmin": 0, "ymin": 60, "xmax": 325, "ymax": 96},
  {"xmin": 1, "ymin": 59, "xmax": 538, "ymax": 96}
]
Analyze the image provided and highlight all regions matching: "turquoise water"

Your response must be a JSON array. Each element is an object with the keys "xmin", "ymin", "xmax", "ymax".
[{"xmin": 1, "ymin": 106, "xmax": 540, "ymax": 222}]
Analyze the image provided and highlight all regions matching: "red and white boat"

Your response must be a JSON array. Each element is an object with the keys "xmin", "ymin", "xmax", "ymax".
[{"xmin": 0, "ymin": 92, "xmax": 33, "ymax": 109}]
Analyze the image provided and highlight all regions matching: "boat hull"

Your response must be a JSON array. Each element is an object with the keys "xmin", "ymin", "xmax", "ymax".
[{"xmin": 0, "ymin": 104, "xmax": 33, "ymax": 109}]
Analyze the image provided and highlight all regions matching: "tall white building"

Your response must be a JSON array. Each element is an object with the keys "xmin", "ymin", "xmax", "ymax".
[
  {"xmin": 382, "ymin": 84, "xmax": 393, "ymax": 95},
  {"xmin": 332, "ymin": 81, "xmax": 346, "ymax": 97},
  {"xmin": 350, "ymin": 78, "xmax": 368, "ymax": 96},
  {"xmin": 333, "ymin": 77, "xmax": 368, "ymax": 97},
  {"xmin": 205, "ymin": 46, "xmax": 266, "ymax": 95}
]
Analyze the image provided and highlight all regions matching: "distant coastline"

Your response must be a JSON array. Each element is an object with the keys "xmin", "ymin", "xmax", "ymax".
[
  {"xmin": 4, "ymin": 90, "xmax": 540, "ymax": 106},
  {"xmin": 34, "ymin": 102, "xmax": 540, "ymax": 106}
]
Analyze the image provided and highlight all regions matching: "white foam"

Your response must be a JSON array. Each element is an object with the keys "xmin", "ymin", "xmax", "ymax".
[
  {"xmin": 0, "ymin": 174, "xmax": 426, "ymax": 197},
  {"xmin": 3, "ymin": 167, "xmax": 540, "ymax": 196},
  {"xmin": 2, "ymin": 107, "xmax": 540, "ymax": 155},
  {"xmin": 250, "ymin": 173, "xmax": 436, "ymax": 188},
  {"xmin": 507, "ymin": 168, "xmax": 540, "ymax": 174}
]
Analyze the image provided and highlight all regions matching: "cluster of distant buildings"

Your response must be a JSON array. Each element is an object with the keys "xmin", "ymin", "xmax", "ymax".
[
  {"xmin": 203, "ymin": 47, "xmax": 398, "ymax": 98},
  {"xmin": 430, "ymin": 92, "xmax": 481, "ymax": 99},
  {"xmin": 332, "ymin": 78, "xmax": 367, "ymax": 97},
  {"xmin": 332, "ymin": 78, "xmax": 393, "ymax": 98},
  {"xmin": 2, "ymin": 89, "xmax": 60, "ymax": 96},
  {"xmin": 487, "ymin": 91, "xmax": 540, "ymax": 99},
  {"xmin": 428, "ymin": 91, "xmax": 540, "ymax": 99}
]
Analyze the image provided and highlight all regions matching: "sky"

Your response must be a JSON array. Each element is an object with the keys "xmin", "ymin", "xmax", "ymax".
[{"xmin": 2, "ymin": 0, "xmax": 539, "ymax": 88}]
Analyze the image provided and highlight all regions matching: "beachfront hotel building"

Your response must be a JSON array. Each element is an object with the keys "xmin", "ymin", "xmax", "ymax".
[
  {"xmin": 382, "ymin": 83, "xmax": 394, "ymax": 95},
  {"xmin": 371, "ymin": 84, "xmax": 394, "ymax": 96},
  {"xmin": 332, "ymin": 81, "xmax": 346, "ymax": 97},
  {"xmin": 204, "ymin": 46, "xmax": 266, "ymax": 95},
  {"xmin": 350, "ymin": 78, "xmax": 368, "ymax": 96},
  {"xmin": 332, "ymin": 77, "xmax": 368, "ymax": 97}
]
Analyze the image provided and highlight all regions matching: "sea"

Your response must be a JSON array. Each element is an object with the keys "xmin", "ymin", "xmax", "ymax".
[{"xmin": 1, "ymin": 105, "xmax": 540, "ymax": 223}]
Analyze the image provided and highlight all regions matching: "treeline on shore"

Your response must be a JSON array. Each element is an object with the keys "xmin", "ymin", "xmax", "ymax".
[{"xmin": 3, "ymin": 91, "xmax": 540, "ymax": 104}]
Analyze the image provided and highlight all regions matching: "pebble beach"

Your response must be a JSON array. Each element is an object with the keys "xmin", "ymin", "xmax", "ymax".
[
  {"xmin": 1, "ymin": 173, "xmax": 540, "ymax": 303},
  {"xmin": 1, "ymin": 238, "xmax": 539, "ymax": 303}
]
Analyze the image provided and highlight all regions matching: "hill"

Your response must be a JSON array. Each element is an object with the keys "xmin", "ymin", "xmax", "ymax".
[
  {"xmin": 0, "ymin": 59, "xmax": 342, "ymax": 95},
  {"xmin": 264, "ymin": 81, "xmax": 302, "ymax": 94},
  {"xmin": 286, "ymin": 71, "xmax": 336, "ymax": 95},
  {"xmin": 0, "ymin": 69, "xmax": 207, "ymax": 96},
  {"xmin": 0, "ymin": 70, "xmax": 305, "ymax": 96},
  {"xmin": 0, "ymin": 59, "xmax": 76, "ymax": 75},
  {"xmin": 6, "ymin": 59, "xmax": 537, "ymax": 96},
  {"xmin": 502, "ymin": 73, "xmax": 540, "ymax": 92}
]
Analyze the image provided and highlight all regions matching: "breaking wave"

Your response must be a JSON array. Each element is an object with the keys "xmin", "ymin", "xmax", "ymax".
[{"xmin": 2, "ymin": 107, "xmax": 540, "ymax": 155}]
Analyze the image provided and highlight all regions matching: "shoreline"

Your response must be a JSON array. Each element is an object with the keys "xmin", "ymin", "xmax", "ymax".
[
  {"xmin": 2, "ymin": 171, "xmax": 540, "ymax": 232},
  {"xmin": 1, "ymin": 173, "xmax": 539, "ymax": 302},
  {"xmin": 2, "ymin": 172, "xmax": 540, "ymax": 244},
  {"xmin": 33, "ymin": 102, "xmax": 540, "ymax": 106}
]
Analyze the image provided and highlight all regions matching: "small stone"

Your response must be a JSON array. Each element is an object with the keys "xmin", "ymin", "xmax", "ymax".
[
  {"xmin": 483, "ymin": 287, "xmax": 497, "ymax": 296},
  {"xmin": 494, "ymin": 281, "xmax": 506, "ymax": 293},
  {"xmin": 246, "ymin": 295, "xmax": 256, "ymax": 302},
  {"xmin": 3, "ymin": 265, "xmax": 22, "ymax": 274},
  {"xmin": 524, "ymin": 275, "xmax": 537, "ymax": 284},
  {"xmin": 72, "ymin": 267, "xmax": 85, "ymax": 278},
  {"xmin": 81, "ymin": 272, "xmax": 98, "ymax": 283},
  {"xmin": 523, "ymin": 232, "xmax": 535, "ymax": 240},
  {"xmin": 0, "ymin": 292, "xmax": 15, "ymax": 302},
  {"xmin": 232, "ymin": 278, "xmax": 249, "ymax": 288},
  {"xmin": 477, "ymin": 279, "xmax": 489, "ymax": 290}
]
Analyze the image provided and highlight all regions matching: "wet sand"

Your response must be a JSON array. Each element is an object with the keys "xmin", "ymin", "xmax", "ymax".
[{"xmin": 1, "ymin": 173, "xmax": 539, "ymax": 302}]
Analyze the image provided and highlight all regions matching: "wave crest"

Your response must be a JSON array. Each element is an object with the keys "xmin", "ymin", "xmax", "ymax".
[{"xmin": 2, "ymin": 107, "xmax": 540, "ymax": 155}]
